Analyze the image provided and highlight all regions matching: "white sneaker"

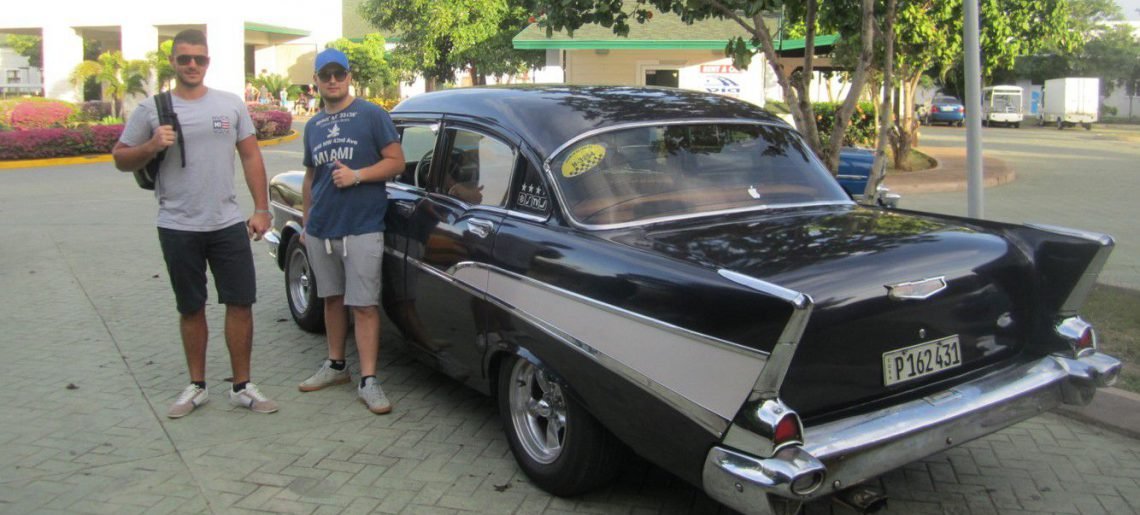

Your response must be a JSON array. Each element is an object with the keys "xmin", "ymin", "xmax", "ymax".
[
  {"xmin": 298, "ymin": 360, "xmax": 351, "ymax": 392},
  {"xmin": 228, "ymin": 383, "xmax": 279, "ymax": 414},
  {"xmin": 358, "ymin": 377, "xmax": 392, "ymax": 414},
  {"xmin": 168, "ymin": 384, "xmax": 208, "ymax": 419}
]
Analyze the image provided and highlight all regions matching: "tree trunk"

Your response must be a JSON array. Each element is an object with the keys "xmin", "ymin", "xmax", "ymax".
[
  {"xmin": 751, "ymin": 13, "xmax": 810, "ymax": 144},
  {"xmin": 823, "ymin": 0, "xmax": 875, "ymax": 173},
  {"xmin": 866, "ymin": 0, "xmax": 897, "ymax": 199},
  {"xmin": 796, "ymin": 0, "xmax": 821, "ymax": 154}
]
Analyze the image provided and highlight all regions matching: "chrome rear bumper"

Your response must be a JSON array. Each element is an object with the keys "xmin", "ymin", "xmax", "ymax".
[{"xmin": 703, "ymin": 352, "xmax": 1121, "ymax": 515}]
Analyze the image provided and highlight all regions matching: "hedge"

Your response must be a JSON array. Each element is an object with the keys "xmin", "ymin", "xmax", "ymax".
[
  {"xmin": 250, "ymin": 109, "xmax": 293, "ymax": 139},
  {"xmin": 813, "ymin": 101, "xmax": 878, "ymax": 148},
  {"xmin": 0, "ymin": 125, "xmax": 123, "ymax": 160},
  {"xmin": 1, "ymin": 104, "xmax": 293, "ymax": 161}
]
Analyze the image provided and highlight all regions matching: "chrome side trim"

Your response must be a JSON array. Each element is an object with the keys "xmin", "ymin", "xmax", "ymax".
[
  {"xmin": 718, "ymin": 269, "xmax": 813, "ymax": 399},
  {"xmin": 1025, "ymin": 223, "xmax": 1115, "ymax": 315},
  {"xmin": 270, "ymin": 199, "xmax": 302, "ymax": 218},
  {"xmin": 444, "ymin": 261, "xmax": 773, "ymax": 434}
]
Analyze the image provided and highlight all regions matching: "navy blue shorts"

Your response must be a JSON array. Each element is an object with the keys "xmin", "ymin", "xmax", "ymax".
[{"xmin": 158, "ymin": 222, "xmax": 257, "ymax": 314}]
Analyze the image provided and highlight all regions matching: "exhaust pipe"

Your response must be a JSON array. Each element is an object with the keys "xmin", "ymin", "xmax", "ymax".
[{"xmin": 833, "ymin": 483, "xmax": 888, "ymax": 514}]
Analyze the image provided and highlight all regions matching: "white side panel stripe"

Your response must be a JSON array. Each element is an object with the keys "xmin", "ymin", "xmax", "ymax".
[{"xmin": 474, "ymin": 269, "xmax": 766, "ymax": 420}]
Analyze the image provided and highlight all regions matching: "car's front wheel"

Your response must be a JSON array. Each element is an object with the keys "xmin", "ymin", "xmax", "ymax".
[
  {"xmin": 498, "ymin": 355, "xmax": 625, "ymax": 496},
  {"xmin": 285, "ymin": 234, "xmax": 324, "ymax": 333}
]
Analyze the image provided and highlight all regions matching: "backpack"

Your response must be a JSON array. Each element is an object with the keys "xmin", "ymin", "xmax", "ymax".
[{"xmin": 133, "ymin": 91, "xmax": 186, "ymax": 190}]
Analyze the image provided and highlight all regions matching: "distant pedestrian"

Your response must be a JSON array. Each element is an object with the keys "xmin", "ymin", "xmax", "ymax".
[
  {"xmin": 112, "ymin": 29, "xmax": 278, "ymax": 419},
  {"xmin": 297, "ymin": 48, "xmax": 405, "ymax": 414}
]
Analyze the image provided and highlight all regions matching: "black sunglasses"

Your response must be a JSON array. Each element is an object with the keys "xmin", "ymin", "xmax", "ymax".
[
  {"xmin": 175, "ymin": 54, "xmax": 210, "ymax": 66},
  {"xmin": 317, "ymin": 69, "xmax": 348, "ymax": 82}
]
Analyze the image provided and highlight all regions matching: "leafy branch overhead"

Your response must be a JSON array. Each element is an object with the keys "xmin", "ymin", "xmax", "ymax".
[{"xmin": 358, "ymin": 0, "xmax": 544, "ymax": 88}]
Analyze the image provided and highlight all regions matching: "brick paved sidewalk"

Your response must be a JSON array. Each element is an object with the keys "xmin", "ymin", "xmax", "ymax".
[{"xmin": 1, "ymin": 158, "xmax": 1137, "ymax": 514}]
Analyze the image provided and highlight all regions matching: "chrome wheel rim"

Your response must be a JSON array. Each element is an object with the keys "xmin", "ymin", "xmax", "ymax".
[
  {"xmin": 287, "ymin": 246, "xmax": 312, "ymax": 314},
  {"xmin": 508, "ymin": 359, "xmax": 566, "ymax": 464}
]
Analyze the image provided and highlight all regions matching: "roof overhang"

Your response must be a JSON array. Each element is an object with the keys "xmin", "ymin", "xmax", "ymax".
[
  {"xmin": 514, "ymin": 29, "xmax": 837, "ymax": 55},
  {"xmin": 244, "ymin": 22, "xmax": 310, "ymax": 37}
]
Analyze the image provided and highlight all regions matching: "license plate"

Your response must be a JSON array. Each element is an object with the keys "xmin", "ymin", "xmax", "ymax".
[
  {"xmin": 941, "ymin": 106, "xmax": 956, "ymax": 112},
  {"xmin": 883, "ymin": 335, "xmax": 962, "ymax": 386}
]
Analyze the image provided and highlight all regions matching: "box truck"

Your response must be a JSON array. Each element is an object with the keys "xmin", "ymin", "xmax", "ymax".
[{"xmin": 1041, "ymin": 77, "xmax": 1099, "ymax": 130}]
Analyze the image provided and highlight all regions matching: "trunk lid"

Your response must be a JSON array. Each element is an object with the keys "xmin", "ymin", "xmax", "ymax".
[{"xmin": 614, "ymin": 206, "xmax": 1033, "ymax": 421}]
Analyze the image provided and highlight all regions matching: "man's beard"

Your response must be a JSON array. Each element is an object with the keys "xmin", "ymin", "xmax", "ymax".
[{"xmin": 322, "ymin": 89, "xmax": 348, "ymax": 104}]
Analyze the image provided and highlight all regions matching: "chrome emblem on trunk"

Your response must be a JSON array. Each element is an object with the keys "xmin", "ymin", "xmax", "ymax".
[{"xmin": 886, "ymin": 277, "xmax": 947, "ymax": 301}]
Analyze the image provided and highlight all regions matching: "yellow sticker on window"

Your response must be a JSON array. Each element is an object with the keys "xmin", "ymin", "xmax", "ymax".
[{"xmin": 561, "ymin": 144, "xmax": 606, "ymax": 178}]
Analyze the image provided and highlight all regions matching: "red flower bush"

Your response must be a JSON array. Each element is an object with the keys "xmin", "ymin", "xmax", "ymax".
[
  {"xmin": 250, "ymin": 109, "xmax": 293, "ymax": 139},
  {"xmin": 1, "ymin": 102, "xmax": 289, "ymax": 161},
  {"xmin": 10, "ymin": 101, "xmax": 75, "ymax": 130},
  {"xmin": 0, "ymin": 125, "xmax": 123, "ymax": 160}
]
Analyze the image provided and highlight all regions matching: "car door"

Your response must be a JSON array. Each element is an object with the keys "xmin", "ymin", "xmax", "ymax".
[
  {"xmin": 402, "ymin": 122, "xmax": 517, "ymax": 382},
  {"xmin": 383, "ymin": 121, "xmax": 441, "ymax": 352}
]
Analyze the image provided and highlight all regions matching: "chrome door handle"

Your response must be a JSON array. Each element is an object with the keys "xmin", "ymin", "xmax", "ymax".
[{"xmin": 468, "ymin": 218, "xmax": 495, "ymax": 238}]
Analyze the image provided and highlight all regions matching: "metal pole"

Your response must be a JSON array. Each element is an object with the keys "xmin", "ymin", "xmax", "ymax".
[{"xmin": 964, "ymin": 0, "xmax": 984, "ymax": 218}]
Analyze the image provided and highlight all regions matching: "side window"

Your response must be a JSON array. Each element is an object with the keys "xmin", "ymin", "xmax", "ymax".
[
  {"xmin": 514, "ymin": 161, "xmax": 551, "ymax": 216},
  {"xmin": 443, "ymin": 129, "xmax": 515, "ymax": 207},
  {"xmin": 397, "ymin": 125, "xmax": 438, "ymax": 188}
]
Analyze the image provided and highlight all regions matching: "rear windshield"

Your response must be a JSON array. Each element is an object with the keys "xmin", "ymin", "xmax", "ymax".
[{"xmin": 548, "ymin": 123, "xmax": 850, "ymax": 226}]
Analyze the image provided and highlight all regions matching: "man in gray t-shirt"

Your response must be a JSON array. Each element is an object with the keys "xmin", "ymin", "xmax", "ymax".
[{"xmin": 113, "ymin": 29, "xmax": 278, "ymax": 419}]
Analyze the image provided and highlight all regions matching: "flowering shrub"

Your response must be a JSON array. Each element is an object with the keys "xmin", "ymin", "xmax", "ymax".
[
  {"xmin": 250, "ymin": 109, "xmax": 293, "ymax": 139},
  {"xmin": 366, "ymin": 97, "xmax": 400, "ymax": 111},
  {"xmin": 10, "ymin": 101, "xmax": 75, "ymax": 130},
  {"xmin": 1, "ymin": 102, "xmax": 291, "ymax": 161},
  {"xmin": 813, "ymin": 101, "xmax": 878, "ymax": 148},
  {"xmin": 77, "ymin": 101, "xmax": 114, "ymax": 123},
  {"xmin": 0, "ymin": 125, "xmax": 123, "ymax": 160}
]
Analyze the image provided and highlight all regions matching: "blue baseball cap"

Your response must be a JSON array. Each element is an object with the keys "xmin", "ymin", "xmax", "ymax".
[{"xmin": 314, "ymin": 48, "xmax": 350, "ymax": 72}]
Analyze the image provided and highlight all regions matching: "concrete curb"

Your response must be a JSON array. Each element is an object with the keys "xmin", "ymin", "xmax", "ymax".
[
  {"xmin": 1055, "ymin": 387, "xmax": 1140, "ymax": 440},
  {"xmin": 882, "ymin": 147, "xmax": 1017, "ymax": 194},
  {"xmin": 0, "ymin": 130, "xmax": 299, "ymax": 171}
]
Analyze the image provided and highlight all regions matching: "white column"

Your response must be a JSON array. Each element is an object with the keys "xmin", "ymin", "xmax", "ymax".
[
  {"xmin": 121, "ymin": 23, "xmax": 159, "ymax": 114},
  {"xmin": 205, "ymin": 18, "xmax": 245, "ymax": 98},
  {"xmin": 42, "ymin": 24, "xmax": 84, "ymax": 102}
]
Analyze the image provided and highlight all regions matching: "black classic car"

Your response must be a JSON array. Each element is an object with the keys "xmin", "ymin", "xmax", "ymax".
[{"xmin": 266, "ymin": 86, "xmax": 1120, "ymax": 514}]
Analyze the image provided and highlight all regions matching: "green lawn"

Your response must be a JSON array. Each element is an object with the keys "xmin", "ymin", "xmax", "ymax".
[{"xmin": 1082, "ymin": 284, "xmax": 1140, "ymax": 392}]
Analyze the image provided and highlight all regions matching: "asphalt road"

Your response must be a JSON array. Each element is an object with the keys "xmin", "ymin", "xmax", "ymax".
[
  {"xmin": 0, "ymin": 123, "xmax": 1137, "ymax": 514},
  {"xmin": 903, "ymin": 124, "xmax": 1140, "ymax": 290}
]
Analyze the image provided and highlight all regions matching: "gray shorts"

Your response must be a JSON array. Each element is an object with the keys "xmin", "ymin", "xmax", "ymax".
[{"xmin": 304, "ymin": 231, "xmax": 384, "ymax": 307}]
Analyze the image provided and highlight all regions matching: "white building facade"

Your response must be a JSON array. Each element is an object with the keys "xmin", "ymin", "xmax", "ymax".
[{"xmin": 0, "ymin": 0, "xmax": 344, "ymax": 102}]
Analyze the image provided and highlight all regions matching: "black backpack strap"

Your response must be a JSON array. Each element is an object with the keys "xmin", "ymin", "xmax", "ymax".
[{"xmin": 157, "ymin": 91, "xmax": 186, "ymax": 168}]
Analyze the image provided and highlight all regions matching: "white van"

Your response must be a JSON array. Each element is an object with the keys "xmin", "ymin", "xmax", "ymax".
[{"xmin": 982, "ymin": 85, "xmax": 1024, "ymax": 128}]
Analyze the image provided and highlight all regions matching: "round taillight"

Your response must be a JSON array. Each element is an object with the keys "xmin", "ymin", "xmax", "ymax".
[
  {"xmin": 1077, "ymin": 327, "xmax": 1094, "ymax": 350},
  {"xmin": 773, "ymin": 415, "xmax": 801, "ymax": 446}
]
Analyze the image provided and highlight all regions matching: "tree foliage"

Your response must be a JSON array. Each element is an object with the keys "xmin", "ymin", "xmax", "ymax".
[
  {"xmin": 147, "ymin": 40, "xmax": 176, "ymax": 92},
  {"xmin": 327, "ymin": 34, "xmax": 399, "ymax": 97},
  {"xmin": 358, "ymin": 0, "xmax": 544, "ymax": 89},
  {"xmin": 6, "ymin": 34, "xmax": 42, "ymax": 69},
  {"xmin": 69, "ymin": 51, "xmax": 150, "ymax": 118},
  {"xmin": 534, "ymin": 0, "xmax": 877, "ymax": 172}
]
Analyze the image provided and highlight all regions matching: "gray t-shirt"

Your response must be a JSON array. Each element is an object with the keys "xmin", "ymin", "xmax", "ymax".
[{"xmin": 120, "ymin": 89, "xmax": 256, "ymax": 231}]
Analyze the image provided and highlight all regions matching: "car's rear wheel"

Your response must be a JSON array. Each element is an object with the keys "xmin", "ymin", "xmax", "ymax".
[
  {"xmin": 498, "ymin": 355, "xmax": 625, "ymax": 496},
  {"xmin": 285, "ymin": 234, "xmax": 324, "ymax": 333}
]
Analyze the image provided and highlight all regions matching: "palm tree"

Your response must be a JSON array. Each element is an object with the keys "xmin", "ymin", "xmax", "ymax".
[
  {"xmin": 70, "ymin": 51, "xmax": 150, "ymax": 118},
  {"xmin": 147, "ymin": 40, "xmax": 176, "ymax": 92}
]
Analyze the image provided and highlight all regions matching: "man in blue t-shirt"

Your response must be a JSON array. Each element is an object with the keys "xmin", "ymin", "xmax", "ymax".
[{"xmin": 299, "ymin": 48, "xmax": 405, "ymax": 414}]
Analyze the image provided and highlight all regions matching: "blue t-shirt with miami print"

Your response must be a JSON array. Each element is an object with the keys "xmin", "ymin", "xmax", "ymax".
[{"xmin": 302, "ymin": 98, "xmax": 400, "ymax": 239}]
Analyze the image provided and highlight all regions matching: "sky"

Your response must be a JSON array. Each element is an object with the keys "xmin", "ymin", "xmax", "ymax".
[{"xmin": 1120, "ymin": 0, "xmax": 1140, "ymax": 20}]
